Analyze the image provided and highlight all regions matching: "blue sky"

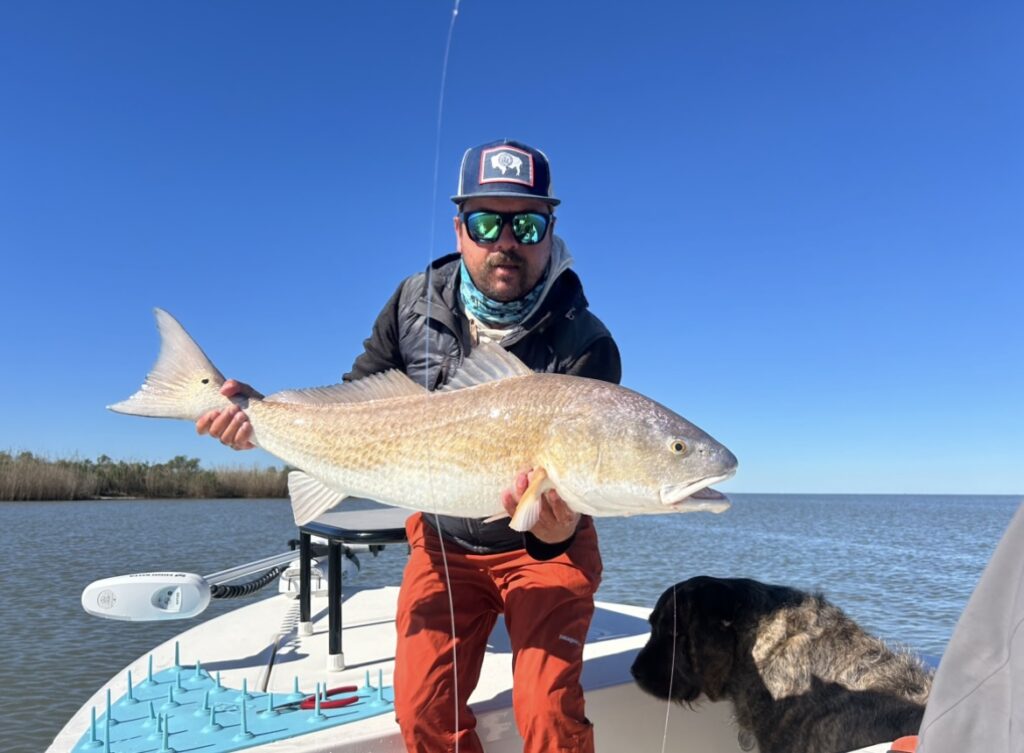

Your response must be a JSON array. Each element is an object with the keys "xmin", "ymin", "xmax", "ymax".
[{"xmin": 2, "ymin": 1, "xmax": 1020, "ymax": 494}]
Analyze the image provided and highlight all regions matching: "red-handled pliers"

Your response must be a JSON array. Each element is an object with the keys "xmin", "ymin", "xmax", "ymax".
[{"xmin": 299, "ymin": 685, "xmax": 359, "ymax": 710}]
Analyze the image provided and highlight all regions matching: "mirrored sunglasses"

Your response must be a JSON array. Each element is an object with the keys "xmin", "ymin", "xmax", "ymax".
[{"xmin": 461, "ymin": 210, "xmax": 552, "ymax": 246}]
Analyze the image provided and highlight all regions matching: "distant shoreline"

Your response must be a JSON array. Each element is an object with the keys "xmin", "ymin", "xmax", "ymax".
[
  {"xmin": 4, "ymin": 452, "xmax": 1019, "ymax": 501},
  {"xmin": 0, "ymin": 451, "xmax": 288, "ymax": 502},
  {"xmin": 4, "ymin": 497, "xmax": 288, "ymax": 504},
  {"xmin": 2, "ymin": 496, "xmax": 287, "ymax": 502}
]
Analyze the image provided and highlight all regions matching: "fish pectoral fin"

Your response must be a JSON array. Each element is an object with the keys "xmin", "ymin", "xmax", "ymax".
[
  {"xmin": 288, "ymin": 471, "xmax": 347, "ymax": 526},
  {"xmin": 508, "ymin": 467, "xmax": 551, "ymax": 533}
]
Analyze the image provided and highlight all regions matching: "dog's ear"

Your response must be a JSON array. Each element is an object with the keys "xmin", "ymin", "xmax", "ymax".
[
  {"xmin": 691, "ymin": 577, "xmax": 741, "ymax": 627},
  {"xmin": 688, "ymin": 578, "xmax": 741, "ymax": 700}
]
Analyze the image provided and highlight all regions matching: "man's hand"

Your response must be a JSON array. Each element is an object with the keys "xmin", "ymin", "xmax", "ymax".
[
  {"xmin": 501, "ymin": 470, "xmax": 580, "ymax": 544},
  {"xmin": 195, "ymin": 380, "xmax": 263, "ymax": 450}
]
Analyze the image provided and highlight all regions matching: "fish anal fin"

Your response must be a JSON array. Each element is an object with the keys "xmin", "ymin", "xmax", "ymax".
[
  {"xmin": 289, "ymin": 470, "xmax": 347, "ymax": 526},
  {"xmin": 508, "ymin": 467, "xmax": 551, "ymax": 532}
]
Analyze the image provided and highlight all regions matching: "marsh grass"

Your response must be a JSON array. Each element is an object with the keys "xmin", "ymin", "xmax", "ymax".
[{"xmin": 0, "ymin": 451, "xmax": 288, "ymax": 501}]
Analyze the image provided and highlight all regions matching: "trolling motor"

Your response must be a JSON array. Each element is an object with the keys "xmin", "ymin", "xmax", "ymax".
[
  {"xmin": 82, "ymin": 571, "xmax": 213, "ymax": 621},
  {"xmin": 81, "ymin": 546, "xmax": 365, "ymax": 622}
]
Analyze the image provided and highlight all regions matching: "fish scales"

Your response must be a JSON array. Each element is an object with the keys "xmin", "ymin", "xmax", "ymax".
[{"xmin": 247, "ymin": 375, "xmax": 592, "ymax": 518}]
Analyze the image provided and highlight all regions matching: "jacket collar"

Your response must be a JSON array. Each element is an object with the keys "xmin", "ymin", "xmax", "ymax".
[{"xmin": 413, "ymin": 252, "xmax": 589, "ymax": 344}]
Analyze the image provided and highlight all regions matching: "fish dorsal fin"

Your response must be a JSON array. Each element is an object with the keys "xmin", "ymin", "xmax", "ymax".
[
  {"xmin": 265, "ymin": 369, "xmax": 426, "ymax": 405},
  {"xmin": 288, "ymin": 470, "xmax": 347, "ymax": 526},
  {"xmin": 440, "ymin": 341, "xmax": 534, "ymax": 391}
]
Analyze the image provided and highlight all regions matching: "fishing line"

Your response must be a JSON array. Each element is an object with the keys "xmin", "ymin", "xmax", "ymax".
[
  {"xmin": 422, "ymin": 1, "xmax": 462, "ymax": 750},
  {"xmin": 660, "ymin": 584, "xmax": 678, "ymax": 753}
]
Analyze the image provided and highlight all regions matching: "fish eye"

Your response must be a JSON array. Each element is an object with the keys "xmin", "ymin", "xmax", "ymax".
[
  {"xmin": 668, "ymin": 438, "xmax": 688, "ymax": 455},
  {"xmin": 201, "ymin": 378, "xmax": 210, "ymax": 384}
]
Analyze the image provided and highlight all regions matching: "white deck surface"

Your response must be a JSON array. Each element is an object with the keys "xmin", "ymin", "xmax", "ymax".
[{"xmin": 48, "ymin": 584, "xmax": 902, "ymax": 752}]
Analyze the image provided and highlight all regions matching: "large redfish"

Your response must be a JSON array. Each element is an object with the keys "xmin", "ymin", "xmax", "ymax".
[{"xmin": 110, "ymin": 309, "xmax": 737, "ymax": 530}]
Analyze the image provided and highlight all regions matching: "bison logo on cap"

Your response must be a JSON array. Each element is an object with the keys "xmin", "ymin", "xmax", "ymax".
[
  {"xmin": 479, "ymin": 146, "xmax": 535, "ymax": 187},
  {"xmin": 489, "ymin": 151, "xmax": 523, "ymax": 176}
]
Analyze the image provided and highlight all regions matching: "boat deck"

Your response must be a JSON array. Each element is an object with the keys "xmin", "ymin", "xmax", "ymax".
[{"xmin": 50, "ymin": 584, "xmax": 762, "ymax": 752}]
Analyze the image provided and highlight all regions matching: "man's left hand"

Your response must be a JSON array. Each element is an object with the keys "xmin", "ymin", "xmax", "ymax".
[{"xmin": 502, "ymin": 471, "xmax": 581, "ymax": 544}]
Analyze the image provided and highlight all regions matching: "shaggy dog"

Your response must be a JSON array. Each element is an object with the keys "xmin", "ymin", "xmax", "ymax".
[{"xmin": 631, "ymin": 576, "xmax": 933, "ymax": 753}]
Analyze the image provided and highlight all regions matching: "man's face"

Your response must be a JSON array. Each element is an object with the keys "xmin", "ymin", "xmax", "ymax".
[{"xmin": 455, "ymin": 197, "xmax": 555, "ymax": 302}]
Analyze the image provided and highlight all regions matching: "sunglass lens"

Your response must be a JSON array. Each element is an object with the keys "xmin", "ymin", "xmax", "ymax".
[
  {"xmin": 513, "ymin": 213, "xmax": 548, "ymax": 244},
  {"xmin": 466, "ymin": 212, "xmax": 502, "ymax": 243}
]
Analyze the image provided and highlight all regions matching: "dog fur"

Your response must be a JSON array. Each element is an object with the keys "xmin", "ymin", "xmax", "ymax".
[{"xmin": 631, "ymin": 576, "xmax": 933, "ymax": 753}]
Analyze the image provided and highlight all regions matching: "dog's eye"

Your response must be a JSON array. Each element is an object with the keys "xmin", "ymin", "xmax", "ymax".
[{"xmin": 668, "ymin": 438, "xmax": 688, "ymax": 455}]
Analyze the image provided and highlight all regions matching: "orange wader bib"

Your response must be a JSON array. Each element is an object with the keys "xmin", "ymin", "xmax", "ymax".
[{"xmin": 394, "ymin": 512, "xmax": 603, "ymax": 753}]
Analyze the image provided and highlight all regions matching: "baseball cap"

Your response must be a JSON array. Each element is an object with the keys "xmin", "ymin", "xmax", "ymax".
[{"xmin": 451, "ymin": 139, "xmax": 560, "ymax": 206}]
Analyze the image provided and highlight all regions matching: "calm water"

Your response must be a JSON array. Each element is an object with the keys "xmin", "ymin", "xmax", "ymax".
[{"xmin": 2, "ymin": 494, "xmax": 1020, "ymax": 751}]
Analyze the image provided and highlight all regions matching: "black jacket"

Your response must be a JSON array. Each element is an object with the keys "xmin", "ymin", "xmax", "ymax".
[{"xmin": 344, "ymin": 253, "xmax": 621, "ymax": 557}]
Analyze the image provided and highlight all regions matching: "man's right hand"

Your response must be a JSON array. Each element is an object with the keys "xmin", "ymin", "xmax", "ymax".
[{"xmin": 195, "ymin": 380, "xmax": 262, "ymax": 450}]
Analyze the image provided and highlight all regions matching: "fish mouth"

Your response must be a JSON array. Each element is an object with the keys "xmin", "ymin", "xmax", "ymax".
[{"xmin": 660, "ymin": 473, "xmax": 735, "ymax": 507}]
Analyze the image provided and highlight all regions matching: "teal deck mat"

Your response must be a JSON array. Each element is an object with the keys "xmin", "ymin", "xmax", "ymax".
[{"xmin": 73, "ymin": 651, "xmax": 393, "ymax": 753}]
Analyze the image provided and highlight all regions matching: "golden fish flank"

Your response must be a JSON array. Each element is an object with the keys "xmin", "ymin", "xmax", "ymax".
[{"xmin": 110, "ymin": 309, "xmax": 738, "ymax": 530}]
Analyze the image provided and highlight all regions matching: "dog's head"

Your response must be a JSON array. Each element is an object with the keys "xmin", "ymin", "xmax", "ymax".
[{"xmin": 630, "ymin": 576, "xmax": 799, "ymax": 704}]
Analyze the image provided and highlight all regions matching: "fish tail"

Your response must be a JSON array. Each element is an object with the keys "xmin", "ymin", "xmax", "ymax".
[{"xmin": 108, "ymin": 308, "xmax": 229, "ymax": 420}]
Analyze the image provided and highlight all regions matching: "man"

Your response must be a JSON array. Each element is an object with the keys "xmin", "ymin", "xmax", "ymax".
[{"xmin": 197, "ymin": 139, "xmax": 621, "ymax": 752}]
